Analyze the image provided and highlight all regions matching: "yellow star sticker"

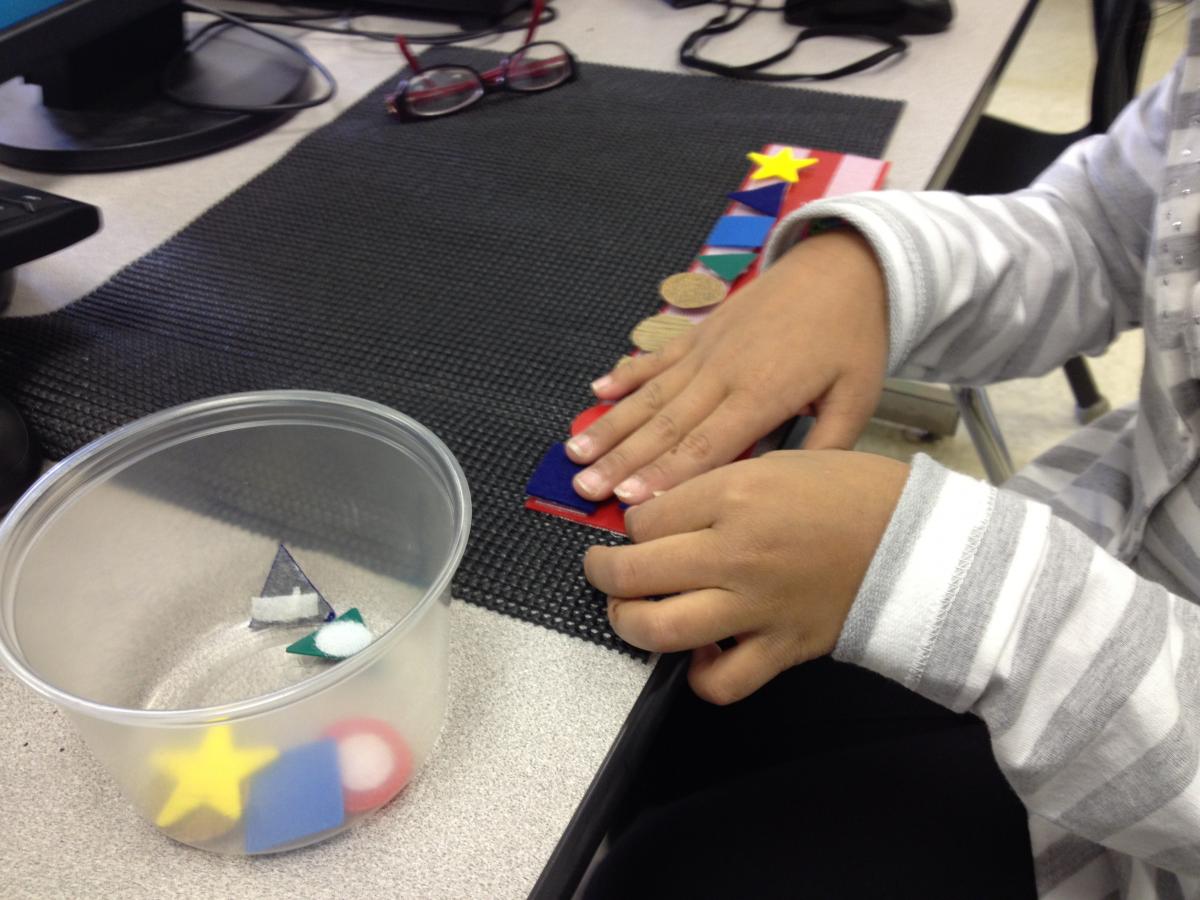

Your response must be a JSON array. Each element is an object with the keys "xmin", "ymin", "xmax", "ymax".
[
  {"xmin": 152, "ymin": 726, "xmax": 279, "ymax": 828},
  {"xmin": 746, "ymin": 148, "xmax": 819, "ymax": 183}
]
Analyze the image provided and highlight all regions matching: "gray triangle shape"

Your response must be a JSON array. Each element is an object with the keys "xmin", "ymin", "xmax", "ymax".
[{"xmin": 250, "ymin": 544, "xmax": 336, "ymax": 629}]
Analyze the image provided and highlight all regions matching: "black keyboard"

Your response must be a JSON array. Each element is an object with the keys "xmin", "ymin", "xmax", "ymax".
[{"xmin": 0, "ymin": 178, "xmax": 101, "ymax": 272}]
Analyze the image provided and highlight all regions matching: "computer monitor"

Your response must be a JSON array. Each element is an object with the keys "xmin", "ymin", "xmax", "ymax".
[{"xmin": 0, "ymin": 0, "xmax": 313, "ymax": 172}]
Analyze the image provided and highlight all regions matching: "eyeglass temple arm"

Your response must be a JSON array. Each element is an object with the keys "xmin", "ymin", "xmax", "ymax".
[
  {"xmin": 395, "ymin": 35, "xmax": 424, "ymax": 73},
  {"xmin": 523, "ymin": 0, "xmax": 545, "ymax": 46},
  {"xmin": 396, "ymin": 0, "xmax": 550, "ymax": 86}
]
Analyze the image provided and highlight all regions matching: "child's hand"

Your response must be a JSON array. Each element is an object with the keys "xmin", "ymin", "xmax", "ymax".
[
  {"xmin": 584, "ymin": 450, "xmax": 909, "ymax": 705},
  {"xmin": 566, "ymin": 229, "xmax": 888, "ymax": 505}
]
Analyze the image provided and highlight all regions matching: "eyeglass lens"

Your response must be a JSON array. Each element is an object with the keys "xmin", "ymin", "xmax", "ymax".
[
  {"xmin": 405, "ymin": 66, "xmax": 485, "ymax": 117},
  {"xmin": 507, "ymin": 43, "xmax": 573, "ymax": 93}
]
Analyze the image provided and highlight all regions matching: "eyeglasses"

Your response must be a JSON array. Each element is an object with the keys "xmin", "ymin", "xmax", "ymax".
[{"xmin": 386, "ymin": 0, "xmax": 577, "ymax": 120}]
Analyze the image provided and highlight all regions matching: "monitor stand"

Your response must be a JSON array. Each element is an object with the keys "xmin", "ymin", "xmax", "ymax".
[{"xmin": 0, "ymin": 5, "xmax": 312, "ymax": 173}]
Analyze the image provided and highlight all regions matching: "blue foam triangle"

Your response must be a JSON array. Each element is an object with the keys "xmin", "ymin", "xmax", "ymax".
[
  {"xmin": 526, "ymin": 443, "xmax": 597, "ymax": 514},
  {"xmin": 727, "ymin": 182, "xmax": 787, "ymax": 217}
]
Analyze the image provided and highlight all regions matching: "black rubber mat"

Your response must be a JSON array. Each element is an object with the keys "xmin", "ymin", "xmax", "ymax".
[{"xmin": 0, "ymin": 49, "xmax": 900, "ymax": 657}]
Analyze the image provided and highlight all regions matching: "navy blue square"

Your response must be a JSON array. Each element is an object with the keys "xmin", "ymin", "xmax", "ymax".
[{"xmin": 526, "ymin": 443, "xmax": 597, "ymax": 514}]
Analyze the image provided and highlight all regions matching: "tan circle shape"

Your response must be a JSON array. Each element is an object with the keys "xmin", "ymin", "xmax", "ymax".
[
  {"xmin": 630, "ymin": 314, "xmax": 695, "ymax": 352},
  {"xmin": 659, "ymin": 272, "xmax": 727, "ymax": 310}
]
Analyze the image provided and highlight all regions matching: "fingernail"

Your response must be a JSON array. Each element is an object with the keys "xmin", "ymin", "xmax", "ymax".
[
  {"xmin": 567, "ymin": 434, "xmax": 592, "ymax": 457},
  {"xmin": 575, "ymin": 469, "xmax": 604, "ymax": 497},
  {"xmin": 591, "ymin": 375, "xmax": 614, "ymax": 394},
  {"xmin": 613, "ymin": 476, "xmax": 645, "ymax": 502},
  {"xmin": 652, "ymin": 490, "xmax": 665, "ymax": 498}
]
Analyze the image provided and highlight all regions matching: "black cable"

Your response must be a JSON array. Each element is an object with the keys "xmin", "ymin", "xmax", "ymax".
[
  {"xmin": 211, "ymin": 5, "xmax": 355, "ymax": 23},
  {"xmin": 679, "ymin": 0, "xmax": 906, "ymax": 82},
  {"xmin": 722, "ymin": 1, "xmax": 786, "ymax": 9},
  {"xmin": 213, "ymin": 2, "xmax": 559, "ymax": 45},
  {"xmin": 161, "ymin": 2, "xmax": 339, "ymax": 113}
]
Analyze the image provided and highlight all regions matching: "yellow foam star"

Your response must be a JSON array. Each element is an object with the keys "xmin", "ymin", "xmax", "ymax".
[
  {"xmin": 152, "ymin": 726, "xmax": 279, "ymax": 828},
  {"xmin": 746, "ymin": 148, "xmax": 818, "ymax": 183}
]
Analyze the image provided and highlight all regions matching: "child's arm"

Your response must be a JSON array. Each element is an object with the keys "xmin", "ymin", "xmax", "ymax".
[
  {"xmin": 586, "ymin": 452, "xmax": 1200, "ymax": 879},
  {"xmin": 772, "ymin": 54, "xmax": 1175, "ymax": 386},
  {"xmin": 841, "ymin": 457, "xmax": 1200, "ymax": 885},
  {"xmin": 568, "ymin": 64, "xmax": 1177, "ymax": 507}
]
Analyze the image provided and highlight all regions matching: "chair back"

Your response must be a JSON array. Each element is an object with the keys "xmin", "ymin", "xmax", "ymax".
[{"xmin": 1090, "ymin": 0, "xmax": 1153, "ymax": 132}]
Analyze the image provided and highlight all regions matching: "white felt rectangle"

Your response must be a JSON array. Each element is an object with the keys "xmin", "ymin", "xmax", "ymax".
[{"xmin": 251, "ymin": 589, "xmax": 321, "ymax": 623}]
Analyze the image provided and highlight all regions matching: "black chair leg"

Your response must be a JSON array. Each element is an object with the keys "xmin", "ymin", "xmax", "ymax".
[
  {"xmin": 0, "ymin": 395, "xmax": 41, "ymax": 513},
  {"xmin": 1063, "ymin": 356, "xmax": 1110, "ymax": 424}
]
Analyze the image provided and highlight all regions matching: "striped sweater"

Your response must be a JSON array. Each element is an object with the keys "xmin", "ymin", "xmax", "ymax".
[{"xmin": 761, "ymin": 11, "xmax": 1200, "ymax": 899}]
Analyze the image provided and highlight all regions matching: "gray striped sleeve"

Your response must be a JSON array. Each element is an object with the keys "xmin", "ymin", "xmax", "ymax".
[
  {"xmin": 1058, "ymin": 603, "xmax": 1200, "ymax": 840},
  {"xmin": 1035, "ymin": 832, "xmax": 1108, "ymax": 894},
  {"xmin": 762, "ymin": 67, "xmax": 1174, "ymax": 387},
  {"xmin": 978, "ymin": 518, "xmax": 1095, "ymax": 736},
  {"xmin": 1037, "ymin": 444, "xmax": 1108, "ymax": 475},
  {"xmin": 835, "ymin": 455, "xmax": 948, "ymax": 663},
  {"xmin": 1006, "ymin": 473, "xmax": 1057, "ymax": 503},
  {"xmin": 1074, "ymin": 462, "xmax": 1134, "ymax": 507},
  {"xmin": 1005, "ymin": 579, "xmax": 1169, "ymax": 796},
  {"xmin": 830, "ymin": 454, "xmax": 1200, "ymax": 886},
  {"xmin": 914, "ymin": 488, "xmax": 1026, "ymax": 708},
  {"xmin": 1148, "ymin": 842, "xmax": 1200, "ymax": 878}
]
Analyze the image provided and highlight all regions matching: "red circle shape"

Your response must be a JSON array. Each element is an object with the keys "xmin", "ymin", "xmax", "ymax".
[{"xmin": 323, "ymin": 717, "xmax": 414, "ymax": 814}]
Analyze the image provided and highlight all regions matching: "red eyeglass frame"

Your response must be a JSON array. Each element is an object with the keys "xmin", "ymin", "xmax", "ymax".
[{"xmin": 385, "ymin": 0, "xmax": 577, "ymax": 119}]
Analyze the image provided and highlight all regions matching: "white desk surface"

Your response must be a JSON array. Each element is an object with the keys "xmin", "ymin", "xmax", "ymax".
[{"xmin": 0, "ymin": 2, "xmax": 1031, "ymax": 897}]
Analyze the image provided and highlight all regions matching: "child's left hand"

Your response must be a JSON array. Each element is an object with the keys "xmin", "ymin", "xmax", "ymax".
[{"xmin": 584, "ymin": 449, "xmax": 910, "ymax": 705}]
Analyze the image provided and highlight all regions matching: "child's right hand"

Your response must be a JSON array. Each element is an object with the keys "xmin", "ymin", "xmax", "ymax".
[{"xmin": 566, "ymin": 228, "xmax": 891, "ymax": 505}]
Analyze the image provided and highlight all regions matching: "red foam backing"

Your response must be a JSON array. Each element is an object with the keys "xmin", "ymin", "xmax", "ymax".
[{"xmin": 571, "ymin": 403, "xmax": 615, "ymax": 436}]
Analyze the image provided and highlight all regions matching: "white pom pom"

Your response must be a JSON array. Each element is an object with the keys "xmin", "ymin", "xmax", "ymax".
[{"xmin": 313, "ymin": 619, "xmax": 373, "ymax": 659}]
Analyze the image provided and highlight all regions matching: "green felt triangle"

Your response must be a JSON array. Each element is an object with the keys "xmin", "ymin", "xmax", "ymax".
[
  {"xmin": 285, "ymin": 607, "xmax": 365, "ymax": 659},
  {"xmin": 698, "ymin": 252, "xmax": 757, "ymax": 282}
]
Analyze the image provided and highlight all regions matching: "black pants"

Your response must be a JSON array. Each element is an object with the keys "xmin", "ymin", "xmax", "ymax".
[{"xmin": 585, "ymin": 657, "xmax": 1037, "ymax": 900}]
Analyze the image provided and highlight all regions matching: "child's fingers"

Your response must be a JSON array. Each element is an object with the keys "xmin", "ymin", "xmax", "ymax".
[
  {"xmin": 565, "ymin": 363, "xmax": 698, "ymax": 467},
  {"xmin": 583, "ymin": 531, "xmax": 722, "ymax": 600},
  {"xmin": 570, "ymin": 381, "xmax": 723, "ymax": 500},
  {"xmin": 801, "ymin": 377, "xmax": 880, "ymax": 451},
  {"xmin": 623, "ymin": 474, "xmax": 721, "ymax": 542},
  {"xmin": 607, "ymin": 589, "xmax": 751, "ymax": 653},
  {"xmin": 687, "ymin": 636, "xmax": 779, "ymax": 706},
  {"xmin": 606, "ymin": 396, "xmax": 784, "ymax": 505},
  {"xmin": 590, "ymin": 339, "xmax": 691, "ymax": 402}
]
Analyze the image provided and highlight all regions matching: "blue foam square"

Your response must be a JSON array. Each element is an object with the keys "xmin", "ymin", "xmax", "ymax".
[
  {"xmin": 727, "ymin": 182, "xmax": 787, "ymax": 217},
  {"xmin": 705, "ymin": 215, "xmax": 775, "ymax": 249},
  {"xmin": 526, "ymin": 443, "xmax": 597, "ymax": 514},
  {"xmin": 244, "ymin": 739, "xmax": 345, "ymax": 853}
]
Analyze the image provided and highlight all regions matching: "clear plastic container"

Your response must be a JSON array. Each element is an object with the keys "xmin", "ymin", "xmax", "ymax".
[{"xmin": 0, "ymin": 391, "xmax": 470, "ymax": 855}]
